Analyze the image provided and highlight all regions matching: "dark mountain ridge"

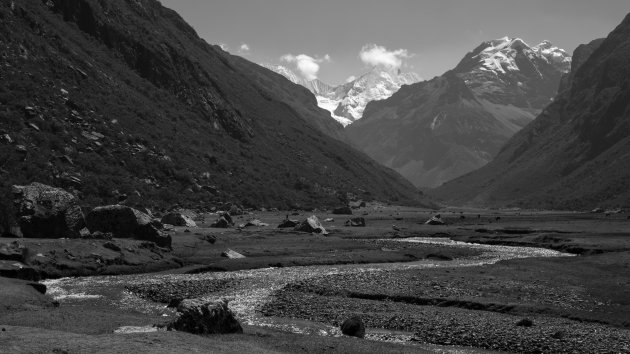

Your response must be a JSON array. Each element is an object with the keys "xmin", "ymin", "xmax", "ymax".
[
  {"xmin": 433, "ymin": 13, "xmax": 630, "ymax": 209},
  {"xmin": 0, "ymin": 0, "xmax": 425, "ymax": 230}
]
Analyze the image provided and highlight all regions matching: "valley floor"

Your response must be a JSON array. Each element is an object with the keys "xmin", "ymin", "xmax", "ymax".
[{"xmin": 1, "ymin": 206, "xmax": 629, "ymax": 353}]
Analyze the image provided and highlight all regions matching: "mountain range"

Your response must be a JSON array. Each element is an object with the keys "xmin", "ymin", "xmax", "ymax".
[
  {"xmin": 261, "ymin": 64, "xmax": 422, "ymax": 126},
  {"xmin": 0, "ymin": 0, "xmax": 427, "ymax": 229},
  {"xmin": 433, "ymin": 13, "xmax": 630, "ymax": 209},
  {"xmin": 345, "ymin": 37, "xmax": 571, "ymax": 188}
]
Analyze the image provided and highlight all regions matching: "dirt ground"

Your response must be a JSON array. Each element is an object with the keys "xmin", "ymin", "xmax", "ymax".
[{"xmin": 1, "ymin": 205, "xmax": 629, "ymax": 353}]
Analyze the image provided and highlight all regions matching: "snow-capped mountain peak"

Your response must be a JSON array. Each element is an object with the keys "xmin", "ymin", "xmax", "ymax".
[{"xmin": 261, "ymin": 63, "xmax": 422, "ymax": 126}]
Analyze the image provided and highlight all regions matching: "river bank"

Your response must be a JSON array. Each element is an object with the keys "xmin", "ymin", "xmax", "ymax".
[{"xmin": 1, "ymin": 207, "xmax": 630, "ymax": 353}]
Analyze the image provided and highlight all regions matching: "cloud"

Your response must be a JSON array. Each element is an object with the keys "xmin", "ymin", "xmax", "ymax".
[
  {"xmin": 359, "ymin": 44, "xmax": 411, "ymax": 69},
  {"xmin": 346, "ymin": 75, "xmax": 357, "ymax": 83},
  {"xmin": 218, "ymin": 43, "xmax": 229, "ymax": 51},
  {"xmin": 280, "ymin": 53, "xmax": 331, "ymax": 80},
  {"xmin": 239, "ymin": 43, "xmax": 250, "ymax": 54}
]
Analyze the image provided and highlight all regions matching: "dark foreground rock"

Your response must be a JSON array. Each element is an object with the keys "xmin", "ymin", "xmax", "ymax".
[
  {"xmin": 340, "ymin": 316, "xmax": 365, "ymax": 338},
  {"xmin": 167, "ymin": 299, "xmax": 243, "ymax": 334},
  {"xmin": 86, "ymin": 205, "xmax": 171, "ymax": 247},
  {"xmin": 277, "ymin": 219, "xmax": 299, "ymax": 228},
  {"xmin": 12, "ymin": 182, "xmax": 86, "ymax": 238}
]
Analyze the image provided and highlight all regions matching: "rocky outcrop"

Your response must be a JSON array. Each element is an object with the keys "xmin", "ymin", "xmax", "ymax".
[
  {"xmin": 12, "ymin": 183, "xmax": 85, "ymax": 238},
  {"xmin": 161, "ymin": 212, "xmax": 196, "ymax": 227},
  {"xmin": 86, "ymin": 205, "xmax": 171, "ymax": 248},
  {"xmin": 167, "ymin": 299, "xmax": 243, "ymax": 334}
]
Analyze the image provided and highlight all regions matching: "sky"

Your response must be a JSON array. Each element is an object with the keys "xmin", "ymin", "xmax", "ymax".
[{"xmin": 160, "ymin": 0, "xmax": 629, "ymax": 85}]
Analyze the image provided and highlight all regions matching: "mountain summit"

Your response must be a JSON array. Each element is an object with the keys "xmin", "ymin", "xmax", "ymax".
[
  {"xmin": 261, "ymin": 64, "xmax": 421, "ymax": 126},
  {"xmin": 433, "ymin": 14, "xmax": 630, "ymax": 209},
  {"xmin": 345, "ymin": 37, "xmax": 571, "ymax": 188}
]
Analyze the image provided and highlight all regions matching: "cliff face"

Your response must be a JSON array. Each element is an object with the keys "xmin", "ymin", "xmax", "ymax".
[
  {"xmin": 0, "ymin": 0, "xmax": 426, "ymax": 225},
  {"xmin": 433, "ymin": 14, "xmax": 630, "ymax": 209}
]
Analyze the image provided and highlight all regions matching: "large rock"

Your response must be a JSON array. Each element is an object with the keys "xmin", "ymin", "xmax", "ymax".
[
  {"xmin": 332, "ymin": 206, "xmax": 353, "ymax": 215},
  {"xmin": 161, "ymin": 212, "xmax": 197, "ymax": 227},
  {"xmin": 344, "ymin": 217, "xmax": 366, "ymax": 227},
  {"xmin": 294, "ymin": 215, "xmax": 328, "ymax": 235},
  {"xmin": 425, "ymin": 214, "xmax": 445, "ymax": 225},
  {"xmin": 86, "ymin": 205, "xmax": 171, "ymax": 247},
  {"xmin": 340, "ymin": 316, "xmax": 365, "ymax": 338},
  {"xmin": 221, "ymin": 249, "xmax": 245, "ymax": 259},
  {"xmin": 210, "ymin": 212, "xmax": 234, "ymax": 228},
  {"xmin": 167, "ymin": 299, "xmax": 243, "ymax": 334},
  {"xmin": 277, "ymin": 219, "xmax": 299, "ymax": 228},
  {"xmin": 12, "ymin": 182, "xmax": 86, "ymax": 238}
]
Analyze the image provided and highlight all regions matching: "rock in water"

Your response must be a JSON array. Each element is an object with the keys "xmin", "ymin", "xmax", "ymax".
[
  {"xmin": 167, "ymin": 299, "xmax": 243, "ymax": 334},
  {"xmin": 161, "ymin": 212, "xmax": 197, "ymax": 227},
  {"xmin": 12, "ymin": 183, "xmax": 86, "ymax": 239},
  {"xmin": 294, "ymin": 215, "xmax": 328, "ymax": 235},
  {"xmin": 332, "ymin": 206, "xmax": 353, "ymax": 215},
  {"xmin": 344, "ymin": 217, "xmax": 366, "ymax": 227},
  {"xmin": 86, "ymin": 205, "xmax": 171, "ymax": 247},
  {"xmin": 340, "ymin": 316, "xmax": 365, "ymax": 338}
]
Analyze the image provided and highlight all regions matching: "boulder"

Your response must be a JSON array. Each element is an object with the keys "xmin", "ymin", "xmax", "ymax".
[
  {"xmin": 340, "ymin": 316, "xmax": 365, "ymax": 338},
  {"xmin": 332, "ymin": 206, "xmax": 353, "ymax": 215},
  {"xmin": 85, "ymin": 205, "xmax": 171, "ymax": 247},
  {"xmin": 161, "ymin": 212, "xmax": 197, "ymax": 227},
  {"xmin": 425, "ymin": 214, "xmax": 445, "ymax": 225},
  {"xmin": 0, "ymin": 241, "xmax": 27, "ymax": 262},
  {"xmin": 294, "ymin": 215, "xmax": 328, "ymax": 235},
  {"xmin": 0, "ymin": 260, "xmax": 39, "ymax": 281},
  {"xmin": 167, "ymin": 299, "xmax": 243, "ymax": 334},
  {"xmin": 221, "ymin": 249, "xmax": 245, "ymax": 259},
  {"xmin": 12, "ymin": 182, "xmax": 86, "ymax": 238},
  {"xmin": 210, "ymin": 212, "xmax": 233, "ymax": 228},
  {"xmin": 344, "ymin": 217, "xmax": 366, "ymax": 227},
  {"xmin": 277, "ymin": 219, "xmax": 299, "ymax": 228}
]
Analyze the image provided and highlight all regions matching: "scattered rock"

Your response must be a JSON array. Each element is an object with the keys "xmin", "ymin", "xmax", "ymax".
[
  {"xmin": 221, "ymin": 249, "xmax": 245, "ymax": 259},
  {"xmin": 332, "ymin": 206, "xmax": 353, "ymax": 215},
  {"xmin": 344, "ymin": 217, "xmax": 366, "ymax": 227},
  {"xmin": 210, "ymin": 212, "xmax": 233, "ymax": 228},
  {"xmin": 324, "ymin": 218, "xmax": 334, "ymax": 222},
  {"xmin": 167, "ymin": 299, "xmax": 243, "ymax": 334},
  {"xmin": 85, "ymin": 205, "xmax": 171, "ymax": 247},
  {"xmin": 425, "ymin": 214, "xmax": 445, "ymax": 225},
  {"xmin": 12, "ymin": 182, "xmax": 86, "ymax": 238},
  {"xmin": 340, "ymin": 316, "xmax": 365, "ymax": 338},
  {"xmin": 294, "ymin": 215, "xmax": 328, "ymax": 235},
  {"xmin": 277, "ymin": 219, "xmax": 299, "ymax": 228},
  {"xmin": 238, "ymin": 219, "xmax": 269, "ymax": 228},
  {"xmin": 161, "ymin": 212, "xmax": 197, "ymax": 227}
]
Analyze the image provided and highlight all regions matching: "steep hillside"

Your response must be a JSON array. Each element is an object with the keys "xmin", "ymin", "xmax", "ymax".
[
  {"xmin": 433, "ymin": 14, "xmax": 630, "ymax": 209},
  {"xmin": 346, "ymin": 38, "xmax": 569, "ymax": 188},
  {"xmin": 0, "ymin": 0, "xmax": 426, "ymax": 230}
]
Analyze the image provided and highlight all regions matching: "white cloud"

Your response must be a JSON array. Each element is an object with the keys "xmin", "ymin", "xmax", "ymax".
[
  {"xmin": 346, "ymin": 75, "xmax": 357, "ymax": 83},
  {"xmin": 280, "ymin": 53, "xmax": 331, "ymax": 80},
  {"xmin": 218, "ymin": 43, "xmax": 229, "ymax": 51},
  {"xmin": 359, "ymin": 44, "xmax": 411, "ymax": 70},
  {"xmin": 239, "ymin": 43, "xmax": 250, "ymax": 54}
]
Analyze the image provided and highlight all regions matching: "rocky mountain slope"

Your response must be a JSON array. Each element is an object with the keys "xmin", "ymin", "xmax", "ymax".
[
  {"xmin": 433, "ymin": 14, "xmax": 630, "ymax": 209},
  {"xmin": 346, "ymin": 37, "xmax": 571, "ymax": 188},
  {"xmin": 262, "ymin": 64, "xmax": 421, "ymax": 126},
  {"xmin": 0, "ymin": 0, "xmax": 426, "ymax": 231}
]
